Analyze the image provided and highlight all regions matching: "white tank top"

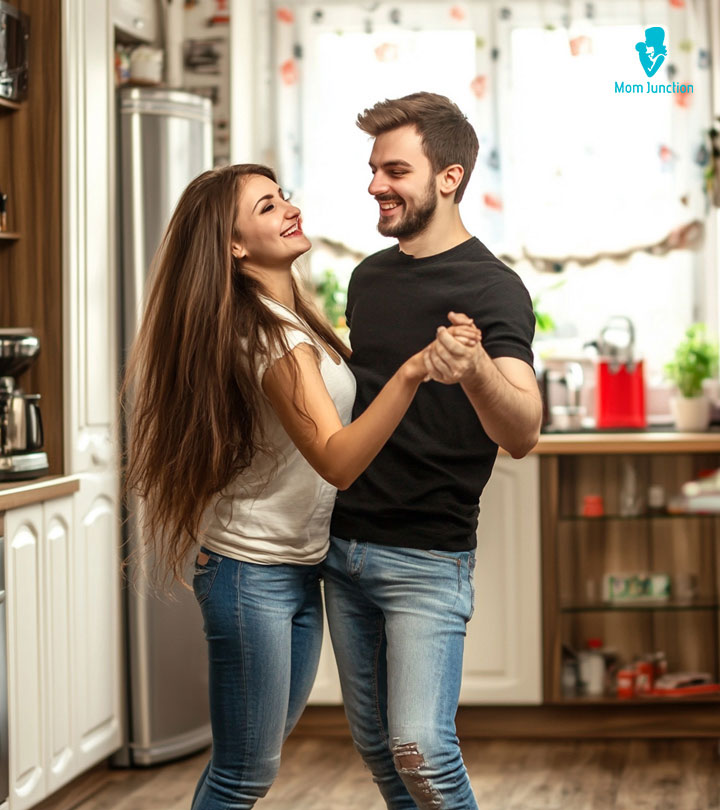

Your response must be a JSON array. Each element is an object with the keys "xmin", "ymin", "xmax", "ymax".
[{"xmin": 201, "ymin": 297, "xmax": 356, "ymax": 565}]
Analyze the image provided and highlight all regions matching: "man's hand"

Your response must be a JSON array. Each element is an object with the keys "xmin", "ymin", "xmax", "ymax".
[{"xmin": 424, "ymin": 312, "xmax": 488, "ymax": 385}]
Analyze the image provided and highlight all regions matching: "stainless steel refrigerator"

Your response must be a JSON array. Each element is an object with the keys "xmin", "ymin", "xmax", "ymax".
[{"xmin": 116, "ymin": 87, "xmax": 213, "ymax": 766}]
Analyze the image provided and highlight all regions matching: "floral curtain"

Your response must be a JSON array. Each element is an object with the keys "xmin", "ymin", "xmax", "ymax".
[{"xmin": 270, "ymin": 0, "xmax": 713, "ymax": 271}]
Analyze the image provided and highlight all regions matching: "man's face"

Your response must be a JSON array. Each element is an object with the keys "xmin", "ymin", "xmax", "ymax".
[{"xmin": 367, "ymin": 125, "xmax": 438, "ymax": 239}]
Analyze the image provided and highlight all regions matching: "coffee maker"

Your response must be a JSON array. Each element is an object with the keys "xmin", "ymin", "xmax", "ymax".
[{"xmin": 0, "ymin": 330, "xmax": 48, "ymax": 481}]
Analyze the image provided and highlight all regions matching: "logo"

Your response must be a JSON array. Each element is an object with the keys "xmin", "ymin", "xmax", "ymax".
[
  {"xmin": 614, "ymin": 26, "xmax": 693, "ymax": 97},
  {"xmin": 635, "ymin": 27, "xmax": 666, "ymax": 78}
]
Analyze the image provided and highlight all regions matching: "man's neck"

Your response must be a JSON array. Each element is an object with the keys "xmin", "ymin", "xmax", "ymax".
[{"xmin": 397, "ymin": 210, "xmax": 472, "ymax": 259}]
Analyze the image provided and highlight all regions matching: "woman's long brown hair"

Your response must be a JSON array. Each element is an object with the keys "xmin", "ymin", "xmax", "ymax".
[{"xmin": 122, "ymin": 164, "xmax": 349, "ymax": 588}]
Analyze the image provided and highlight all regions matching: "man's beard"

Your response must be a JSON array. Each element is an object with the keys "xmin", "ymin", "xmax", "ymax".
[{"xmin": 377, "ymin": 180, "xmax": 437, "ymax": 239}]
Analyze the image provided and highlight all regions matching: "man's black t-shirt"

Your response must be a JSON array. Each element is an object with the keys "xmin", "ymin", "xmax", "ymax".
[{"xmin": 330, "ymin": 236, "xmax": 535, "ymax": 552}]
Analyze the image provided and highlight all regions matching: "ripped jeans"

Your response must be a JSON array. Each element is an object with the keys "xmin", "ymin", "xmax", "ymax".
[{"xmin": 323, "ymin": 536, "xmax": 478, "ymax": 810}]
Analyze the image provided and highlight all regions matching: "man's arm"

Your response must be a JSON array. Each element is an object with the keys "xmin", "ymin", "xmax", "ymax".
[{"xmin": 424, "ymin": 312, "xmax": 542, "ymax": 458}]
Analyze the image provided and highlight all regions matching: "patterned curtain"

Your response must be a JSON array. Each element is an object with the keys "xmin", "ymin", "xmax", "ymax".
[{"xmin": 270, "ymin": 0, "xmax": 712, "ymax": 271}]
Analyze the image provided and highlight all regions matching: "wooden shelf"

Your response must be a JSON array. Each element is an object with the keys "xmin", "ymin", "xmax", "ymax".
[
  {"xmin": 0, "ymin": 97, "xmax": 22, "ymax": 111},
  {"xmin": 542, "ymin": 450, "xmax": 720, "ymax": 732},
  {"xmin": 0, "ymin": 232, "xmax": 20, "ymax": 241},
  {"xmin": 553, "ymin": 693, "xmax": 720, "ymax": 706},
  {"xmin": 560, "ymin": 600, "xmax": 719, "ymax": 613},
  {"xmin": 560, "ymin": 512, "xmax": 720, "ymax": 522}
]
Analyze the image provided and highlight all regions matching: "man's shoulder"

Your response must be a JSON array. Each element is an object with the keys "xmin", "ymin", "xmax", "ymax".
[
  {"xmin": 450, "ymin": 238, "xmax": 528, "ymax": 294},
  {"xmin": 354, "ymin": 244, "xmax": 399, "ymax": 272}
]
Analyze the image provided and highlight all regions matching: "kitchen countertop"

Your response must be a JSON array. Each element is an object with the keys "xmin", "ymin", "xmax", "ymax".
[
  {"xmin": 532, "ymin": 428, "xmax": 720, "ymax": 454},
  {"xmin": 0, "ymin": 431, "xmax": 717, "ymax": 510},
  {"xmin": 0, "ymin": 475, "xmax": 80, "ymax": 512}
]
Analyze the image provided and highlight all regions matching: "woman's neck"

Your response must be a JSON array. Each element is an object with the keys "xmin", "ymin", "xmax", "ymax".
[{"xmin": 245, "ymin": 264, "xmax": 295, "ymax": 310}]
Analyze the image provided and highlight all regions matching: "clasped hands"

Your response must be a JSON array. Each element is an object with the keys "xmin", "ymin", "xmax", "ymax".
[{"xmin": 423, "ymin": 311, "xmax": 485, "ymax": 385}]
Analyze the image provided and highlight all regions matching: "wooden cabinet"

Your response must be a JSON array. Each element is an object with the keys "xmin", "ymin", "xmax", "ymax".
[
  {"xmin": 0, "ymin": 1, "xmax": 63, "ymax": 475},
  {"xmin": 4, "ymin": 481, "xmax": 122, "ymax": 810},
  {"xmin": 541, "ymin": 449, "xmax": 720, "ymax": 735}
]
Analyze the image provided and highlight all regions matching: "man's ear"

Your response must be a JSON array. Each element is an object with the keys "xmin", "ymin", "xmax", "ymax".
[
  {"xmin": 231, "ymin": 241, "xmax": 246, "ymax": 260},
  {"xmin": 439, "ymin": 164, "xmax": 464, "ymax": 198}
]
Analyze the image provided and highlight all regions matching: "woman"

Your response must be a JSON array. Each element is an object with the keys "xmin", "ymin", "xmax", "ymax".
[{"xmin": 123, "ymin": 164, "xmax": 479, "ymax": 809}]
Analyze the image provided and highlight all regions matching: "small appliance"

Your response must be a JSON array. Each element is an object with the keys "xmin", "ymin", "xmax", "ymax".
[
  {"xmin": 0, "ymin": 330, "xmax": 48, "ymax": 481},
  {"xmin": 589, "ymin": 316, "xmax": 646, "ymax": 429},
  {"xmin": 0, "ymin": 1, "xmax": 29, "ymax": 103}
]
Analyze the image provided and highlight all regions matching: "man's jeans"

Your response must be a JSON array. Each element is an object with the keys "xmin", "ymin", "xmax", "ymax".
[
  {"xmin": 191, "ymin": 548, "xmax": 323, "ymax": 810},
  {"xmin": 323, "ymin": 535, "xmax": 478, "ymax": 810}
]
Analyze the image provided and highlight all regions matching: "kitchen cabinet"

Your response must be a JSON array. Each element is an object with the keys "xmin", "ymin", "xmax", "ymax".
[
  {"xmin": 541, "ymin": 446, "xmax": 720, "ymax": 735},
  {"xmin": 5, "ymin": 504, "xmax": 44, "ymax": 810},
  {"xmin": 4, "ymin": 478, "xmax": 122, "ymax": 810},
  {"xmin": 307, "ymin": 455, "xmax": 542, "ymax": 705},
  {"xmin": 461, "ymin": 455, "xmax": 542, "ymax": 703},
  {"xmin": 112, "ymin": 0, "xmax": 158, "ymax": 43},
  {"xmin": 307, "ymin": 593, "xmax": 342, "ymax": 704},
  {"xmin": 63, "ymin": 0, "xmax": 117, "ymax": 476},
  {"xmin": 70, "ymin": 474, "xmax": 123, "ymax": 775}
]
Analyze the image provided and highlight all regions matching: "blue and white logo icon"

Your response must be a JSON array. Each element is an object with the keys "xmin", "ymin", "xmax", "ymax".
[{"xmin": 635, "ymin": 27, "xmax": 667, "ymax": 78}]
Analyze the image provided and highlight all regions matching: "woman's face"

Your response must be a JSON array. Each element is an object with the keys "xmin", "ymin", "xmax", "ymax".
[{"xmin": 232, "ymin": 174, "xmax": 311, "ymax": 268}]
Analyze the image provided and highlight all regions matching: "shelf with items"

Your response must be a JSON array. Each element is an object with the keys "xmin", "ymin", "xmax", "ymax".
[
  {"xmin": 541, "ymin": 451, "xmax": 720, "ymax": 721},
  {"xmin": 560, "ymin": 599, "xmax": 720, "ymax": 613}
]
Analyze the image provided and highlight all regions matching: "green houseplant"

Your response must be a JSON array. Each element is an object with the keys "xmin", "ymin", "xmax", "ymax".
[
  {"xmin": 664, "ymin": 324, "xmax": 718, "ymax": 430},
  {"xmin": 314, "ymin": 268, "xmax": 348, "ymax": 330}
]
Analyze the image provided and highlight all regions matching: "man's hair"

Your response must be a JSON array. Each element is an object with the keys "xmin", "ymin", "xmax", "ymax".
[{"xmin": 357, "ymin": 92, "xmax": 479, "ymax": 203}]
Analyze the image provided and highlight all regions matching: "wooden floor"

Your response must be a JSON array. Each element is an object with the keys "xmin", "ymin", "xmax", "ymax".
[{"xmin": 46, "ymin": 737, "xmax": 720, "ymax": 810}]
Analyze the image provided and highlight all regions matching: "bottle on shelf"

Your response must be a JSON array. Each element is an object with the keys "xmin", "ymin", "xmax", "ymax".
[
  {"xmin": 619, "ymin": 459, "xmax": 643, "ymax": 516},
  {"xmin": 647, "ymin": 484, "xmax": 666, "ymax": 515},
  {"xmin": 578, "ymin": 638, "xmax": 606, "ymax": 696}
]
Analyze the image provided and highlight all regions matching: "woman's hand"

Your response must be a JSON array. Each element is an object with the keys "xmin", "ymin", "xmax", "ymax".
[{"xmin": 403, "ymin": 324, "xmax": 482, "ymax": 383}]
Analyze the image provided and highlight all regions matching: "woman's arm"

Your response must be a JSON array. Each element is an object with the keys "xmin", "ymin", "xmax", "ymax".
[{"xmin": 262, "ymin": 325, "xmax": 479, "ymax": 490}]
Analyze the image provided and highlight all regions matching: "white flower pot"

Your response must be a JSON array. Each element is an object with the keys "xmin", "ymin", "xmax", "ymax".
[{"xmin": 670, "ymin": 394, "xmax": 711, "ymax": 431}]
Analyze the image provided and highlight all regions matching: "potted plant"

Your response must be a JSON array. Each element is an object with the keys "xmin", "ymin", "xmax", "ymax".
[
  {"xmin": 314, "ymin": 268, "xmax": 348, "ymax": 332},
  {"xmin": 664, "ymin": 324, "xmax": 718, "ymax": 431}
]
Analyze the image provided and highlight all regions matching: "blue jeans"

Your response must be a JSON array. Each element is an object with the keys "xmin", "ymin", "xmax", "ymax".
[
  {"xmin": 323, "ymin": 536, "xmax": 478, "ymax": 810},
  {"xmin": 191, "ymin": 548, "xmax": 323, "ymax": 809}
]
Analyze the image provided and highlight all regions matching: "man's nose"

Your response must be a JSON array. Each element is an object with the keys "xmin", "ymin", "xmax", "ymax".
[{"xmin": 368, "ymin": 174, "xmax": 388, "ymax": 196}]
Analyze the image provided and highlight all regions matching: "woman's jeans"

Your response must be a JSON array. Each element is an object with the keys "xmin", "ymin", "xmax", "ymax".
[
  {"xmin": 323, "ymin": 536, "xmax": 477, "ymax": 810},
  {"xmin": 191, "ymin": 548, "xmax": 323, "ymax": 810}
]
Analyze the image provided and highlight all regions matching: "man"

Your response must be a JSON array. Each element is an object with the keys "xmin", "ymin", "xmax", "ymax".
[{"xmin": 323, "ymin": 92, "xmax": 543, "ymax": 810}]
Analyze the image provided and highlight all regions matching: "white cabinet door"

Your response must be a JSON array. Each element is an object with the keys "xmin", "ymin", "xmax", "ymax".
[
  {"xmin": 460, "ymin": 455, "xmax": 543, "ymax": 704},
  {"xmin": 72, "ymin": 474, "xmax": 123, "ymax": 772},
  {"xmin": 307, "ymin": 589, "xmax": 342, "ymax": 704},
  {"xmin": 5, "ymin": 479, "xmax": 122, "ymax": 810},
  {"xmin": 42, "ymin": 497, "xmax": 78, "ymax": 794},
  {"xmin": 5, "ymin": 505, "xmax": 46, "ymax": 810},
  {"xmin": 63, "ymin": 0, "xmax": 117, "ymax": 476}
]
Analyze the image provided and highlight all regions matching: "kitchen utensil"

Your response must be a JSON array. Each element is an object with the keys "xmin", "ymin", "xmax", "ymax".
[
  {"xmin": 0, "ymin": 330, "xmax": 48, "ymax": 480},
  {"xmin": 589, "ymin": 316, "xmax": 646, "ymax": 428}
]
